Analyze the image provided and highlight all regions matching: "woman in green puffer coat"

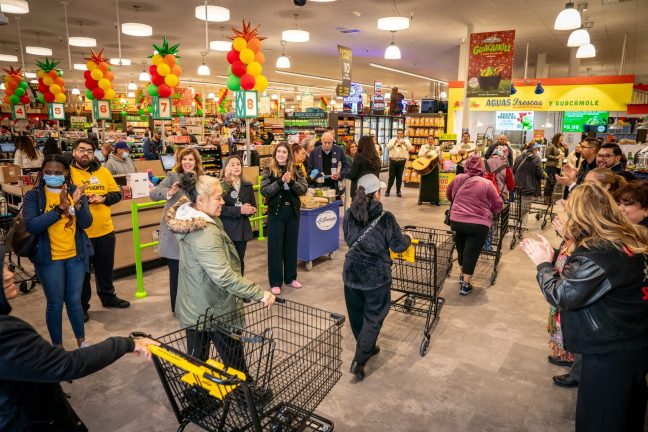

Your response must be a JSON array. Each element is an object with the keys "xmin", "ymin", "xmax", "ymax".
[{"xmin": 166, "ymin": 174, "xmax": 275, "ymax": 370}]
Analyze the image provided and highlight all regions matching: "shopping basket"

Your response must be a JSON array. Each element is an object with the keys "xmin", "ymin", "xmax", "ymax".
[
  {"xmin": 479, "ymin": 203, "xmax": 510, "ymax": 285},
  {"xmin": 390, "ymin": 226, "xmax": 454, "ymax": 356},
  {"xmin": 148, "ymin": 298, "xmax": 345, "ymax": 432}
]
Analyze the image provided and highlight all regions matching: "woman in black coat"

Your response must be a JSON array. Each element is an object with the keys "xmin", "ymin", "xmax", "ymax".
[
  {"xmin": 0, "ymin": 246, "xmax": 156, "ymax": 431},
  {"xmin": 220, "ymin": 155, "xmax": 257, "ymax": 275},
  {"xmin": 343, "ymin": 174, "xmax": 410, "ymax": 380},
  {"xmin": 347, "ymin": 135, "xmax": 382, "ymax": 198}
]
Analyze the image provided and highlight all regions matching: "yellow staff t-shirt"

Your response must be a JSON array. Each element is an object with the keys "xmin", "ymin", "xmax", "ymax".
[
  {"xmin": 45, "ymin": 188, "xmax": 76, "ymax": 260},
  {"xmin": 70, "ymin": 165, "xmax": 120, "ymax": 238}
]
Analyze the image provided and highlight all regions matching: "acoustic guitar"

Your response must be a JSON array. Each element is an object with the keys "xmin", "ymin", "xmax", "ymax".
[{"xmin": 412, "ymin": 150, "xmax": 439, "ymax": 176}]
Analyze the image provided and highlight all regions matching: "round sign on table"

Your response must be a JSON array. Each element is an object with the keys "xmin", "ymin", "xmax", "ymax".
[{"xmin": 315, "ymin": 210, "xmax": 337, "ymax": 231}]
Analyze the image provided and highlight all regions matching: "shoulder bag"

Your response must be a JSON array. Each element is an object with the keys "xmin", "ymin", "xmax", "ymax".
[
  {"xmin": 348, "ymin": 212, "xmax": 384, "ymax": 252},
  {"xmin": 7, "ymin": 210, "xmax": 36, "ymax": 257}
]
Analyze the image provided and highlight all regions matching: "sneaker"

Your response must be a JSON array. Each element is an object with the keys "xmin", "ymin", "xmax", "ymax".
[
  {"xmin": 397, "ymin": 192, "xmax": 402, "ymax": 197},
  {"xmin": 459, "ymin": 282, "xmax": 473, "ymax": 296},
  {"xmin": 271, "ymin": 286, "xmax": 281, "ymax": 295},
  {"xmin": 102, "ymin": 297, "xmax": 131, "ymax": 308},
  {"xmin": 80, "ymin": 341, "xmax": 89, "ymax": 348},
  {"xmin": 289, "ymin": 280, "xmax": 302, "ymax": 289},
  {"xmin": 385, "ymin": 191, "xmax": 391, "ymax": 197},
  {"xmin": 458, "ymin": 274, "xmax": 464, "ymax": 289}
]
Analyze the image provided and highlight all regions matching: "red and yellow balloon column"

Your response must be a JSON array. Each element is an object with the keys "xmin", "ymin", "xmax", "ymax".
[
  {"xmin": 3, "ymin": 66, "xmax": 31, "ymax": 105},
  {"xmin": 225, "ymin": 21, "xmax": 268, "ymax": 93},
  {"xmin": 83, "ymin": 49, "xmax": 116, "ymax": 101},
  {"xmin": 147, "ymin": 37, "xmax": 182, "ymax": 98},
  {"xmin": 36, "ymin": 58, "xmax": 66, "ymax": 104}
]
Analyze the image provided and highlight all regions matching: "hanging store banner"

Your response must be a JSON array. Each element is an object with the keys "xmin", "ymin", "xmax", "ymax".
[
  {"xmin": 337, "ymin": 45, "xmax": 352, "ymax": 97},
  {"xmin": 467, "ymin": 30, "xmax": 515, "ymax": 98}
]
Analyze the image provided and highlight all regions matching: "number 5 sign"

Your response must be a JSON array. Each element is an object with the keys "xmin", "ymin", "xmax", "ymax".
[
  {"xmin": 235, "ymin": 91, "xmax": 258, "ymax": 118},
  {"xmin": 48, "ymin": 102, "xmax": 66, "ymax": 121},
  {"xmin": 152, "ymin": 96, "xmax": 172, "ymax": 120},
  {"xmin": 11, "ymin": 104, "xmax": 27, "ymax": 120},
  {"xmin": 92, "ymin": 99, "xmax": 112, "ymax": 120}
]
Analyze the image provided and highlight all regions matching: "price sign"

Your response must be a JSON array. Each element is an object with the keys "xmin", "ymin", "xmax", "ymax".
[
  {"xmin": 48, "ymin": 102, "xmax": 66, "ymax": 121},
  {"xmin": 235, "ymin": 91, "xmax": 258, "ymax": 118},
  {"xmin": 11, "ymin": 104, "xmax": 26, "ymax": 120},
  {"xmin": 439, "ymin": 133, "xmax": 457, "ymax": 141},
  {"xmin": 152, "ymin": 96, "xmax": 173, "ymax": 120},
  {"xmin": 92, "ymin": 99, "xmax": 112, "ymax": 120}
]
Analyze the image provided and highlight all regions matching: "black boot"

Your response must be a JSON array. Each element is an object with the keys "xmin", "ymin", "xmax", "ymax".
[{"xmin": 350, "ymin": 361, "xmax": 365, "ymax": 380}]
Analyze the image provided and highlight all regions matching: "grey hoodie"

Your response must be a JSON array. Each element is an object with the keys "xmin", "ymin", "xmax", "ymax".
[{"xmin": 104, "ymin": 153, "xmax": 137, "ymax": 176}]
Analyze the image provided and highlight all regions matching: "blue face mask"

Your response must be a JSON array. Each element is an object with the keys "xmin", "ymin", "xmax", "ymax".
[
  {"xmin": 43, "ymin": 175, "xmax": 65, "ymax": 188},
  {"xmin": 122, "ymin": 151, "xmax": 130, "ymax": 158}
]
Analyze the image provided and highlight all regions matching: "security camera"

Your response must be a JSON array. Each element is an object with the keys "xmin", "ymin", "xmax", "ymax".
[{"xmin": 293, "ymin": 0, "xmax": 307, "ymax": 6}]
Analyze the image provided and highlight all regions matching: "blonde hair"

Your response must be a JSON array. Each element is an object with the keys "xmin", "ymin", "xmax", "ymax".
[
  {"xmin": 586, "ymin": 167, "xmax": 626, "ymax": 194},
  {"xmin": 564, "ymin": 182, "xmax": 648, "ymax": 254},
  {"xmin": 269, "ymin": 142, "xmax": 296, "ymax": 177},
  {"xmin": 181, "ymin": 173, "xmax": 222, "ymax": 203},
  {"xmin": 174, "ymin": 147, "xmax": 204, "ymax": 175}
]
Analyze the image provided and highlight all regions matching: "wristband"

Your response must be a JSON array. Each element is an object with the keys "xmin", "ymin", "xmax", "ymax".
[{"xmin": 54, "ymin": 206, "xmax": 65, "ymax": 215}]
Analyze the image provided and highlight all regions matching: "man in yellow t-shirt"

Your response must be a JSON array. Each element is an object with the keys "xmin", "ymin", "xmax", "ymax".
[{"xmin": 70, "ymin": 139, "xmax": 129, "ymax": 320}]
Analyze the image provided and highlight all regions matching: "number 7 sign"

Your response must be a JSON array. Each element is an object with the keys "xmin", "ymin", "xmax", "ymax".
[
  {"xmin": 152, "ymin": 96, "xmax": 172, "ymax": 120},
  {"xmin": 11, "ymin": 104, "xmax": 26, "ymax": 120},
  {"xmin": 48, "ymin": 102, "xmax": 66, "ymax": 121}
]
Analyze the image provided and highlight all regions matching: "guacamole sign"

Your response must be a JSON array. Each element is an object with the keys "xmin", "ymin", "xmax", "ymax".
[{"xmin": 467, "ymin": 30, "xmax": 516, "ymax": 98}]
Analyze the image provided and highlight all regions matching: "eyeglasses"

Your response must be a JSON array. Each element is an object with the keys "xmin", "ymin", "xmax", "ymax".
[
  {"xmin": 596, "ymin": 153, "xmax": 614, "ymax": 159},
  {"xmin": 43, "ymin": 170, "xmax": 65, "ymax": 176},
  {"xmin": 75, "ymin": 147, "xmax": 94, "ymax": 155}
]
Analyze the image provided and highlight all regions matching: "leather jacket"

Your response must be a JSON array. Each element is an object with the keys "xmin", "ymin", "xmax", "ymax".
[{"xmin": 536, "ymin": 245, "xmax": 648, "ymax": 354}]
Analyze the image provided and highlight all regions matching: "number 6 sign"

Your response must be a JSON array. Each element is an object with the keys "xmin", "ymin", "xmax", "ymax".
[
  {"xmin": 235, "ymin": 91, "xmax": 258, "ymax": 118},
  {"xmin": 152, "ymin": 96, "xmax": 172, "ymax": 120},
  {"xmin": 48, "ymin": 102, "xmax": 66, "ymax": 121},
  {"xmin": 92, "ymin": 99, "xmax": 112, "ymax": 120},
  {"xmin": 11, "ymin": 104, "xmax": 26, "ymax": 120}
]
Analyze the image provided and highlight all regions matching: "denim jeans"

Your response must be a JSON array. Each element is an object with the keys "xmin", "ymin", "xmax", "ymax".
[{"xmin": 35, "ymin": 257, "xmax": 86, "ymax": 345}]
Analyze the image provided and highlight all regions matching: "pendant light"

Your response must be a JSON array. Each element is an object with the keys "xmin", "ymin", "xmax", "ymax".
[
  {"xmin": 197, "ymin": 1, "xmax": 211, "ymax": 76},
  {"xmin": 138, "ymin": 60, "xmax": 149, "ymax": 81},
  {"xmin": 194, "ymin": 3, "xmax": 230, "ymax": 22},
  {"xmin": 71, "ymin": 86, "xmax": 80, "ymax": 95},
  {"xmin": 377, "ymin": 0, "xmax": 409, "ymax": 31},
  {"xmin": 282, "ymin": 14, "xmax": 309, "ymax": 43},
  {"xmin": 554, "ymin": 2, "xmax": 581, "ymax": 31},
  {"xmin": 26, "ymin": 46, "xmax": 52, "ymax": 56},
  {"xmin": 567, "ymin": 21, "xmax": 591, "ymax": 47},
  {"xmin": 210, "ymin": 27, "xmax": 230, "ymax": 52},
  {"xmin": 73, "ymin": 63, "xmax": 87, "ymax": 70},
  {"xmin": 276, "ymin": 40, "xmax": 290, "ymax": 69},
  {"xmin": 0, "ymin": 0, "xmax": 29, "ymax": 14},
  {"xmin": 121, "ymin": 6, "xmax": 152, "ymax": 36},
  {"xmin": 69, "ymin": 22, "xmax": 96, "ymax": 47},
  {"xmin": 197, "ymin": 53, "xmax": 210, "ymax": 75},
  {"xmin": 384, "ymin": 31, "xmax": 401, "ymax": 60},
  {"xmin": 127, "ymin": 91, "xmax": 135, "ymax": 98},
  {"xmin": 576, "ymin": 43, "xmax": 596, "ymax": 59},
  {"xmin": 127, "ymin": 77, "xmax": 137, "ymax": 90},
  {"xmin": 0, "ymin": 54, "xmax": 18, "ymax": 62},
  {"xmin": 207, "ymin": 92, "xmax": 215, "ymax": 99}
]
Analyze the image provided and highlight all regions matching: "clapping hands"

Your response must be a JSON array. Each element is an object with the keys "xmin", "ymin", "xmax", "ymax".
[{"xmin": 520, "ymin": 235, "xmax": 554, "ymax": 266}]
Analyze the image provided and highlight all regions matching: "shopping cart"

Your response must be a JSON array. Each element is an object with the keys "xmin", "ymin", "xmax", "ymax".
[
  {"xmin": 390, "ymin": 226, "xmax": 454, "ymax": 356},
  {"xmin": 148, "ymin": 298, "xmax": 345, "ymax": 432},
  {"xmin": 0, "ymin": 214, "xmax": 38, "ymax": 294},
  {"xmin": 479, "ymin": 203, "xmax": 510, "ymax": 285},
  {"xmin": 508, "ymin": 188, "xmax": 533, "ymax": 250}
]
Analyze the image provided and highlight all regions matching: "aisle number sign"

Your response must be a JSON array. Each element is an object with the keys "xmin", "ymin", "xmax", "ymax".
[
  {"xmin": 11, "ymin": 104, "xmax": 26, "ymax": 120},
  {"xmin": 152, "ymin": 97, "xmax": 173, "ymax": 120},
  {"xmin": 92, "ymin": 99, "xmax": 112, "ymax": 120},
  {"xmin": 48, "ymin": 102, "xmax": 65, "ymax": 121},
  {"xmin": 235, "ymin": 91, "xmax": 258, "ymax": 118}
]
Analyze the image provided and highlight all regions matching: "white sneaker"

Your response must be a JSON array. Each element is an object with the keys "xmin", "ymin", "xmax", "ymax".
[{"xmin": 80, "ymin": 341, "xmax": 89, "ymax": 348}]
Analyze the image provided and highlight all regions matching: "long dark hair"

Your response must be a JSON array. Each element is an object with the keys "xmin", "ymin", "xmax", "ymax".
[
  {"xmin": 43, "ymin": 137, "xmax": 62, "ymax": 155},
  {"xmin": 16, "ymin": 135, "xmax": 41, "ymax": 160},
  {"xmin": 357, "ymin": 135, "xmax": 381, "ymax": 171},
  {"xmin": 551, "ymin": 133, "xmax": 563, "ymax": 146},
  {"xmin": 349, "ymin": 185, "xmax": 376, "ymax": 226}
]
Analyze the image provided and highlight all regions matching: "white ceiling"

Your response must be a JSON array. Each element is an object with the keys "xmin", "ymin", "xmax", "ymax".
[{"xmin": 0, "ymin": 0, "xmax": 645, "ymax": 101}]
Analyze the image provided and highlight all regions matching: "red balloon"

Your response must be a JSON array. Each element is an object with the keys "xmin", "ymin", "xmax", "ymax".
[
  {"xmin": 43, "ymin": 92, "xmax": 56, "ymax": 103},
  {"xmin": 151, "ymin": 73, "xmax": 164, "ymax": 86},
  {"xmin": 157, "ymin": 83, "xmax": 172, "ymax": 98},
  {"xmin": 231, "ymin": 61, "xmax": 247, "ymax": 78},
  {"xmin": 83, "ymin": 70, "xmax": 91, "ymax": 81},
  {"xmin": 38, "ymin": 83, "xmax": 48, "ymax": 93},
  {"xmin": 226, "ymin": 49, "xmax": 239, "ymax": 64},
  {"xmin": 240, "ymin": 73, "xmax": 256, "ymax": 90},
  {"xmin": 149, "ymin": 65, "xmax": 159, "ymax": 77},
  {"xmin": 20, "ymin": 95, "xmax": 30, "ymax": 104},
  {"xmin": 92, "ymin": 87, "xmax": 105, "ymax": 100},
  {"xmin": 85, "ymin": 78, "xmax": 98, "ymax": 89}
]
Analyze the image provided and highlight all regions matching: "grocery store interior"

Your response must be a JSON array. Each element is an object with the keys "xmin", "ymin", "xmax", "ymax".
[{"xmin": 0, "ymin": 0, "xmax": 647, "ymax": 431}]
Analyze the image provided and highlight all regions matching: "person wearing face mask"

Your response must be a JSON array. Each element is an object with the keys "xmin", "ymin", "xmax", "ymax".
[
  {"xmin": 165, "ymin": 174, "xmax": 275, "ymax": 363},
  {"xmin": 70, "ymin": 139, "xmax": 129, "ymax": 322},
  {"xmin": 219, "ymin": 155, "xmax": 256, "ymax": 276},
  {"xmin": 261, "ymin": 142, "xmax": 308, "ymax": 295},
  {"xmin": 150, "ymin": 147, "xmax": 203, "ymax": 313},
  {"xmin": 104, "ymin": 141, "xmax": 137, "ymax": 176},
  {"xmin": 22, "ymin": 155, "xmax": 92, "ymax": 348}
]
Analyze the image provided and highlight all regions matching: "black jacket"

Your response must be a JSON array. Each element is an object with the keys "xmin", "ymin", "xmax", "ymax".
[
  {"xmin": 576, "ymin": 158, "xmax": 597, "ymax": 186},
  {"xmin": 536, "ymin": 245, "xmax": 648, "ymax": 354},
  {"xmin": 512, "ymin": 151, "xmax": 543, "ymax": 196},
  {"xmin": 343, "ymin": 200, "xmax": 410, "ymax": 291},
  {"xmin": 610, "ymin": 162, "xmax": 637, "ymax": 182},
  {"xmin": 260, "ymin": 166, "xmax": 308, "ymax": 216},
  {"xmin": 0, "ymin": 279, "xmax": 135, "ymax": 430},
  {"xmin": 346, "ymin": 153, "xmax": 382, "ymax": 197},
  {"xmin": 219, "ymin": 179, "xmax": 256, "ymax": 242}
]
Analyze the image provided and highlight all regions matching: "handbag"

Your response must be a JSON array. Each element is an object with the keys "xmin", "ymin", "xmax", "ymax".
[
  {"xmin": 348, "ymin": 212, "xmax": 384, "ymax": 252},
  {"xmin": 444, "ymin": 177, "xmax": 472, "ymax": 226},
  {"xmin": 7, "ymin": 211, "xmax": 36, "ymax": 257}
]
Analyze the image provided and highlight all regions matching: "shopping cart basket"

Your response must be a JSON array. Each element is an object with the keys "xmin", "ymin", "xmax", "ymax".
[
  {"xmin": 390, "ymin": 226, "xmax": 454, "ymax": 356},
  {"xmin": 508, "ymin": 188, "xmax": 533, "ymax": 249},
  {"xmin": 529, "ymin": 177, "xmax": 562, "ymax": 230},
  {"xmin": 0, "ymin": 213, "xmax": 38, "ymax": 294},
  {"xmin": 479, "ymin": 203, "xmax": 510, "ymax": 285},
  {"xmin": 149, "ymin": 298, "xmax": 345, "ymax": 432}
]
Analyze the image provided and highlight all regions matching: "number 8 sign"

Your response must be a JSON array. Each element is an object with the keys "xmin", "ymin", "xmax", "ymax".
[{"xmin": 235, "ymin": 91, "xmax": 258, "ymax": 118}]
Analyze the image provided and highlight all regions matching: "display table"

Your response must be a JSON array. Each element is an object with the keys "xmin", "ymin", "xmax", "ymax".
[{"xmin": 298, "ymin": 200, "xmax": 340, "ymax": 270}]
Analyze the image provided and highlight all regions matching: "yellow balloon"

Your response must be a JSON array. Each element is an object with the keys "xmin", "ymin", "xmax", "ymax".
[
  {"xmin": 156, "ymin": 63, "xmax": 170, "ymax": 77},
  {"xmin": 37, "ymin": 70, "xmax": 47, "ymax": 79},
  {"xmin": 49, "ymin": 84, "xmax": 61, "ymax": 94},
  {"xmin": 42, "ymin": 76, "xmax": 54, "ymax": 86},
  {"xmin": 247, "ymin": 61, "xmax": 262, "ymax": 76},
  {"xmin": 232, "ymin": 37, "xmax": 247, "ymax": 52},
  {"xmin": 98, "ymin": 78, "xmax": 111, "ymax": 90},
  {"xmin": 55, "ymin": 93, "xmax": 66, "ymax": 103},
  {"xmin": 90, "ymin": 68, "xmax": 103, "ymax": 81},
  {"xmin": 239, "ymin": 48, "xmax": 254, "ymax": 65},
  {"xmin": 86, "ymin": 60, "xmax": 97, "ymax": 71},
  {"xmin": 104, "ymin": 88, "xmax": 116, "ymax": 100},
  {"xmin": 151, "ymin": 54, "xmax": 163, "ymax": 65},
  {"xmin": 164, "ymin": 73, "xmax": 179, "ymax": 87},
  {"xmin": 254, "ymin": 74, "xmax": 268, "ymax": 92}
]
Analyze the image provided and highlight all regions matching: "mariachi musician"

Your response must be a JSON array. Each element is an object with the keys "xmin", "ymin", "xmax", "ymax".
[{"xmin": 414, "ymin": 135, "xmax": 447, "ymax": 206}]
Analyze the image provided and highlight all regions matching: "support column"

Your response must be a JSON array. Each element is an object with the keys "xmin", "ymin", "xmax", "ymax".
[
  {"xmin": 568, "ymin": 47, "xmax": 579, "ymax": 77},
  {"xmin": 535, "ymin": 53, "xmax": 547, "ymax": 78},
  {"xmin": 460, "ymin": 24, "xmax": 474, "ymax": 134}
]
